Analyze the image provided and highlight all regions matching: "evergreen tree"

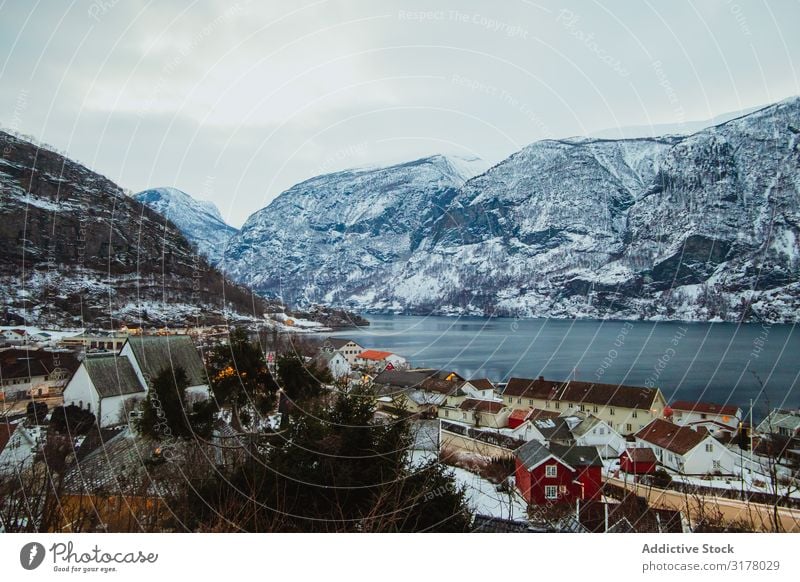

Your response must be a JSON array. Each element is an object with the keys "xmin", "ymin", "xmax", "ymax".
[
  {"xmin": 276, "ymin": 351, "xmax": 330, "ymax": 402},
  {"xmin": 138, "ymin": 366, "xmax": 190, "ymax": 438},
  {"xmin": 208, "ymin": 328, "xmax": 279, "ymax": 416},
  {"xmin": 183, "ymin": 388, "xmax": 472, "ymax": 532}
]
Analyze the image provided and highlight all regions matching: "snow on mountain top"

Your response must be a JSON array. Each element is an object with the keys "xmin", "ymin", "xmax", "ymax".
[{"xmin": 134, "ymin": 187, "xmax": 227, "ymax": 225}]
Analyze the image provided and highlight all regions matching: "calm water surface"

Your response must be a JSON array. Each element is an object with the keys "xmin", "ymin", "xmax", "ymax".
[{"xmin": 328, "ymin": 315, "xmax": 799, "ymax": 418}]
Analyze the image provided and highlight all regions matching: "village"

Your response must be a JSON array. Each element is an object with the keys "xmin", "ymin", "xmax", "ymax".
[{"xmin": 1, "ymin": 325, "xmax": 800, "ymax": 532}]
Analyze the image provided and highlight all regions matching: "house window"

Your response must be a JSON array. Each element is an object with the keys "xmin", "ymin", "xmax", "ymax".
[
  {"xmin": 705, "ymin": 443, "xmax": 713, "ymax": 453},
  {"xmin": 568, "ymin": 403, "xmax": 573, "ymax": 409},
  {"xmin": 579, "ymin": 404, "xmax": 585, "ymax": 412},
  {"xmin": 609, "ymin": 408, "xmax": 615, "ymax": 416},
  {"xmin": 517, "ymin": 398, "xmax": 522, "ymax": 404},
  {"xmin": 554, "ymin": 402, "xmax": 560, "ymax": 410},
  {"xmin": 528, "ymin": 399, "xmax": 534, "ymax": 406},
  {"xmin": 444, "ymin": 410, "xmax": 449, "ymax": 418},
  {"xmin": 462, "ymin": 413, "xmax": 467, "ymax": 420},
  {"xmin": 593, "ymin": 405, "xmax": 599, "ymax": 413},
  {"xmin": 545, "ymin": 465, "xmax": 557, "ymax": 478},
  {"xmin": 599, "ymin": 427, "xmax": 605, "ymax": 435},
  {"xmin": 626, "ymin": 423, "xmax": 632, "ymax": 432},
  {"xmin": 712, "ymin": 460, "xmax": 721, "ymax": 470},
  {"xmin": 632, "ymin": 410, "xmax": 638, "ymax": 418},
  {"xmin": 701, "ymin": 413, "xmax": 707, "ymax": 420},
  {"xmin": 87, "ymin": 403, "xmax": 91, "ymax": 412},
  {"xmin": 545, "ymin": 485, "xmax": 558, "ymax": 499},
  {"xmin": 545, "ymin": 401, "xmax": 550, "ymax": 409}
]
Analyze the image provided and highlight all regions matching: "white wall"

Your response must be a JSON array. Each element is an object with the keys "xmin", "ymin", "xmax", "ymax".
[
  {"xmin": 62, "ymin": 364, "xmax": 101, "ymax": 418},
  {"xmin": 673, "ymin": 409, "xmax": 740, "ymax": 431},
  {"xmin": 575, "ymin": 422, "xmax": 626, "ymax": 458}
]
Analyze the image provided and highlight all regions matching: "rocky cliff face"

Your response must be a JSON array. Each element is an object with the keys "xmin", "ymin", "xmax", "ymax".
[
  {"xmin": 224, "ymin": 97, "xmax": 800, "ymax": 322},
  {"xmin": 0, "ymin": 131, "xmax": 272, "ymax": 327},
  {"xmin": 133, "ymin": 187, "xmax": 238, "ymax": 265},
  {"xmin": 224, "ymin": 155, "xmax": 488, "ymax": 305}
]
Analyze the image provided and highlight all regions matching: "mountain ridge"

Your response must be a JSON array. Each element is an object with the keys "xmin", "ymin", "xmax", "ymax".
[{"xmin": 222, "ymin": 96, "xmax": 800, "ymax": 322}]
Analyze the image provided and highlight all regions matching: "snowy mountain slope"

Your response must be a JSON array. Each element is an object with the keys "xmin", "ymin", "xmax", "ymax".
[
  {"xmin": 133, "ymin": 187, "xmax": 238, "ymax": 265},
  {"xmin": 226, "ymin": 98, "xmax": 800, "ymax": 322},
  {"xmin": 225, "ymin": 154, "xmax": 489, "ymax": 305},
  {"xmin": 0, "ymin": 131, "xmax": 272, "ymax": 327}
]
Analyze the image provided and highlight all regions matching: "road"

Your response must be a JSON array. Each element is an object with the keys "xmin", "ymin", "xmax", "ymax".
[{"xmin": 606, "ymin": 476, "xmax": 800, "ymax": 532}]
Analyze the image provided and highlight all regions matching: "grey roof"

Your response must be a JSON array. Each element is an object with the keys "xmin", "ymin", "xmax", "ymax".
[
  {"xmin": 756, "ymin": 409, "xmax": 800, "ymax": 434},
  {"xmin": 570, "ymin": 414, "xmax": 609, "ymax": 438},
  {"xmin": 126, "ymin": 335, "xmax": 207, "ymax": 387},
  {"xmin": 325, "ymin": 337, "xmax": 359, "ymax": 349},
  {"xmin": 84, "ymin": 355, "xmax": 144, "ymax": 398},
  {"xmin": 531, "ymin": 417, "xmax": 574, "ymax": 443},
  {"xmin": 515, "ymin": 440, "xmax": 602, "ymax": 470}
]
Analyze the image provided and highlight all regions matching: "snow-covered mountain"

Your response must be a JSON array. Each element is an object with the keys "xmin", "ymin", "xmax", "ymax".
[
  {"xmin": 0, "ymin": 132, "xmax": 272, "ymax": 327},
  {"xmin": 226, "ymin": 98, "xmax": 800, "ymax": 322},
  {"xmin": 225, "ymin": 154, "xmax": 489, "ymax": 304},
  {"xmin": 133, "ymin": 187, "xmax": 237, "ymax": 264}
]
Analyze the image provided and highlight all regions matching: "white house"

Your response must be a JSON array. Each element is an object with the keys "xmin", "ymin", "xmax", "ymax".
[
  {"xmin": 120, "ymin": 335, "xmax": 210, "ymax": 403},
  {"xmin": 571, "ymin": 415, "xmax": 627, "ymax": 459},
  {"xmin": 314, "ymin": 350, "xmax": 351, "ymax": 380},
  {"xmin": 634, "ymin": 418, "xmax": 737, "ymax": 475},
  {"xmin": 62, "ymin": 354, "xmax": 146, "ymax": 427},
  {"xmin": 1, "ymin": 329, "xmax": 28, "ymax": 345},
  {"xmin": 0, "ymin": 421, "xmax": 41, "ymax": 476},
  {"xmin": 670, "ymin": 400, "xmax": 742, "ymax": 434},
  {"xmin": 321, "ymin": 338, "xmax": 365, "ymax": 366},
  {"xmin": 63, "ymin": 335, "xmax": 210, "ymax": 427},
  {"xmin": 460, "ymin": 379, "xmax": 496, "ymax": 400}
]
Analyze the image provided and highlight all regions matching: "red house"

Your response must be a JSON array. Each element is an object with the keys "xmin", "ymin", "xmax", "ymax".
[
  {"xmin": 619, "ymin": 447, "xmax": 657, "ymax": 475},
  {"xmin": 514, "ymin": 441, "xmax": 603, "ymax": 505}
]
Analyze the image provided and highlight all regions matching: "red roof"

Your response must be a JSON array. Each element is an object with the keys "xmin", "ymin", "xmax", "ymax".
[
  {"xmin": 509, "ymin": 409, "xmax": 531, "ymax": 421},
  {"xmin": 670, "ymin": 400, "xmax": 740, "ymax": 417},
  {"xmin": 465, "ymin": 378, "xmax": 495, "ymax": 391},
  {"xmin": 357, "ymin": 350, "xmax": 394, "ymax": 361},
  {"xmin": 622, "ymin": 447, "xmax": 657, "ymax": 463},
  {"xmin": 635, "ymin": 419, "xmax": 708, "ymax": 455}
]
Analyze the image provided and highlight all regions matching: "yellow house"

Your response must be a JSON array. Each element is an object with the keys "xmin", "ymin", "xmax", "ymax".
[{"xmin": 502, "ymin": 376, "xmax": 666, "ymax": 435}]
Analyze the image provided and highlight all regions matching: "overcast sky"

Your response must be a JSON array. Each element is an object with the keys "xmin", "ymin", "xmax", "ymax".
[{"xmin": 1, "ymin": 0, "xmax": 798, "ymax": 226}]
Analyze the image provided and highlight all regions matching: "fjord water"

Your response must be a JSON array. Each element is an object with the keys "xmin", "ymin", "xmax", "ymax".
[{"xmin": 330, "ymin": 315, "xmax": 799, "ymax": 417}]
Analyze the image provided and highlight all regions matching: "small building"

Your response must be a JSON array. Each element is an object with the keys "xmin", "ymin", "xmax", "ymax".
[
  {"xmin": 372, "ymin": 369, "xmax": 462, "ymax": 415},
  {"xmin": 634, "ymin": 418, "xmax": 737, "ymax": 475},
  {"xmin": 355, "ymin": 349, "xmax": 408, "ymax": 372},
  {"xmin": 60, "ymin": 329, "xmax": 129, "ymax": 352},
  {"xmin": 571, "ymin": 415, "xmax": 626, "ymax": 459},
  {"xmin": 1, "ymin": 329, "xmax": 28, "ymax": 345},
  {"xmin": 320, "ymin": 337, "xmax": 365, "ymax": 366},
  {"xmin": 755, "ymin": 409, "xmax": 800, "ymax": 440},
  {"xmin": 619, "ymin": 447, "xmax": 657, "ymax": 475},
  {"xmin": 514, "ymin": 441, "xmax": 603, "ymax": 505},
  {"xmin": 0, "ymin": 421, "xmax": 41, "ymax": 476},
  {"xmin": 669, "ymin": 400, "xmax": 742, "ymax": 433},
  {"xmin": 314, "ymin": 350, "xmax": 351, "ymax": 380},
  {"xmin": 460, "ymin": 378, "xmax": 496, "ymax": 400},
  {"xmin": 62, "ymin": 355, "xmax": 146, "ymax": 427},
  {"xmin": 438, "ymin": 398, "xmax": 509, "ymax": 428},
  {"xmin": 0, "ymin": 348, "xmax": 79, "ymax": 401}
]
